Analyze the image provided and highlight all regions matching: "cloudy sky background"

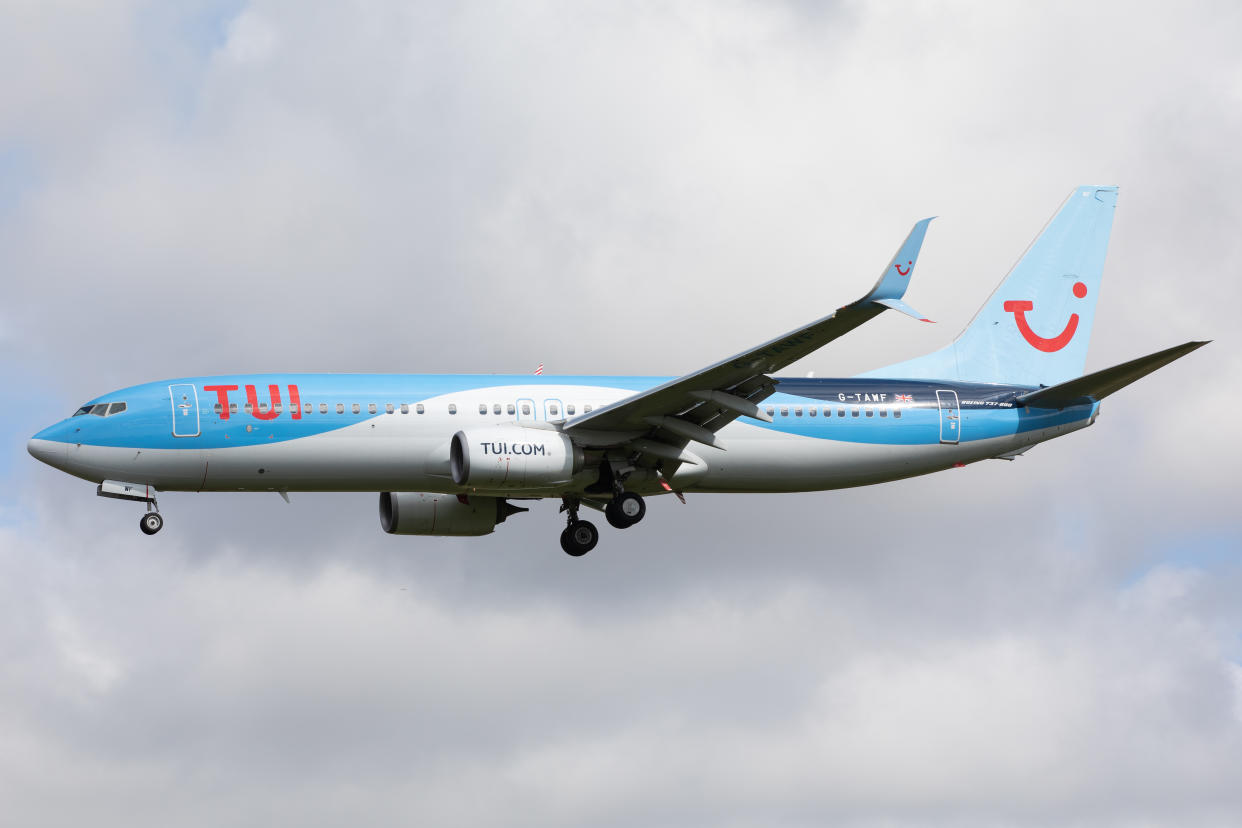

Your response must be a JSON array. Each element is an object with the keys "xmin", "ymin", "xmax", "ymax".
[{"xmin": 3, "ymin": 1, "xmax": 1241, "ymax": 825}]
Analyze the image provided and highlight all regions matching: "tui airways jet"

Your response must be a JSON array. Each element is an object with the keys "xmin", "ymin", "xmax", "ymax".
[{"xmin": 28, "ymin": 186, "xmax": 1206, "ymax": 555}]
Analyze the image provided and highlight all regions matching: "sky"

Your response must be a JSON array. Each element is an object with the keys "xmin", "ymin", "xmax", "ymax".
[{"xmin": 2, "ymin": 1, "xmax": 1241, "ymax": 825}]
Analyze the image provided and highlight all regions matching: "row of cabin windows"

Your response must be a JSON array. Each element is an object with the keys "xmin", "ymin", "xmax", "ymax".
[
  {"xmin": 211, "ymin": 401, "xmax": 596, "ymax": 417},
  {"xmin": 764, "ymin": 404, "xmax": 902, "ymax": 419}
]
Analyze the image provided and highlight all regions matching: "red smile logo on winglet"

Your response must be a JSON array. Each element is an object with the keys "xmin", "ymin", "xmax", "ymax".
[
  {"xmin": 894, "ymin": 260, "xmax": 912, "ymax": 276},
  {"xmin": 1004, "ymin": 281, "xmax": 1088, "ymax": 352}
]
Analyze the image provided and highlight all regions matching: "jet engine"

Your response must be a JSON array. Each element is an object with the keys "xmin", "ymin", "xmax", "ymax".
[
  {"xmin": 379, "ymin": 491, "xmax": 527, "ymax": 536},
  {"xmin": 450, "ymin": 426, "xmax": 583, "ymax": 489}
]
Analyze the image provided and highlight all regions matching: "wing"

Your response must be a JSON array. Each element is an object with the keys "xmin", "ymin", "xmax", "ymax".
[{"xmin": 563, "ymin": 217, "xmax": 935, "ymax": 469}]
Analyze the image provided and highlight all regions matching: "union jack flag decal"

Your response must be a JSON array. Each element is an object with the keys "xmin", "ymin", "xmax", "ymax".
[{"xmin": 895, "ymin": 393, "xmax": 914, "ymax": 402}]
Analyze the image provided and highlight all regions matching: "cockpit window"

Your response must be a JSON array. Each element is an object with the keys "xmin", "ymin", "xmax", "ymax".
[{"xmin": 74, "ymin": 401, "xmax": 127, "ymax": 417}]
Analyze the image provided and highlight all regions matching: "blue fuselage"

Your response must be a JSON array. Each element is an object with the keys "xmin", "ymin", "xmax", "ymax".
[{"xmin": 28, "ymin": 374, "xmax": 1097, "ymax": 496}]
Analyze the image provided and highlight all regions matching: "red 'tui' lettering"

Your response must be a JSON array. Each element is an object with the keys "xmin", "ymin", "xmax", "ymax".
[{"xmin": 246, "ymin": 384, "xmax": 282, "ymax": 420}]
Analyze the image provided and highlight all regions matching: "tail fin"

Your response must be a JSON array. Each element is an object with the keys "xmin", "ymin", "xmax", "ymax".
[{"xmin": 859, "ymin": 185, "xmax": 1118, "ymax": 386}]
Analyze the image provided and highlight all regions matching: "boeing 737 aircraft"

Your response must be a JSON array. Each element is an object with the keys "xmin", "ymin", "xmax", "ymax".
[{"xmin": 28, "ymin": 186, "xmax": 1205, "ymax": 555}]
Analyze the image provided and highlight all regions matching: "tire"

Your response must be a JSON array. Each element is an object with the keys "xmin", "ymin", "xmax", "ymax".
[
  {"xmin": 605, "ymin": 492, "xmax": 645, "ymax": 529},
  {"xmin": 560, "ymin": 520, "xmax": 598, "ymax": 556},
  {"xmin": 139, "ymin": 512, "xmax": 164, "ymax": 535}
]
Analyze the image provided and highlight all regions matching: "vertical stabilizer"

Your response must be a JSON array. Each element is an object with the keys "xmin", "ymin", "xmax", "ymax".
[{"xmin": 858, "ymin": 185, "xmax": 1118, "ymax": 386}]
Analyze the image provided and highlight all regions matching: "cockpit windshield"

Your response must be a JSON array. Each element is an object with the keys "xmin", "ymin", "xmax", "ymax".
[{"xmin": 72, "ymin": 402, "xmax": 127, "ymax": 417}]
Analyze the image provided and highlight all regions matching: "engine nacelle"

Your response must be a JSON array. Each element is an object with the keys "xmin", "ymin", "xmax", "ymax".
[
  {"xmin": 450, "ymin": 426, "xmax": 582, "ymax": 490},
  {"xmin": 379, "ymin": 491, "xmax": 525, "ymax": 536}
]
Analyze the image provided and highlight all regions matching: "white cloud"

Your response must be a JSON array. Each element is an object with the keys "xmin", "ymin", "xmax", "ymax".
[{"xmin": 2, "ymin": 1, "xmax": 1240, "ymax": 825}]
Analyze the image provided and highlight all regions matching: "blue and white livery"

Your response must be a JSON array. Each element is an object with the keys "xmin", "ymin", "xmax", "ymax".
[{"xmin": 28, "ymin": 186, "xmax": 1206, "ymax": 555}]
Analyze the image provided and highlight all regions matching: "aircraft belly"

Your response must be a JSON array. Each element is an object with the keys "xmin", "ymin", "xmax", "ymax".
[
  {"xmin": 54, "ymin": 443, "xmax": 207, "ymax": 489},
  {"xmin": 689, "ymin": 418, "xmax": 1091, "ymax": 493},
  {"xmin": 199, "ymin": 429, "xmax": 445, "ymax": 492}
]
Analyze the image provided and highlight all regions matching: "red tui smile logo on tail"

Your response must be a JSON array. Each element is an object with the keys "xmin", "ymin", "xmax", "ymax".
[{"xmin": 1004, "ymin": 281, "xmax": 1088, "ymax": 352}]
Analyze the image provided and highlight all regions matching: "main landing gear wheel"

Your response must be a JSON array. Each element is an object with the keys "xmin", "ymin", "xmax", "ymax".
[
  {"xmin": 139, "ymin": 512, "xmax": 164, "ymax": 535},
  {"xmin": 605, "ymin": 492, "xmax": 646, "ymax": 529},
  {"xmin": 560, "ymin": 520, "xmax": 599, "ymax": 557}
]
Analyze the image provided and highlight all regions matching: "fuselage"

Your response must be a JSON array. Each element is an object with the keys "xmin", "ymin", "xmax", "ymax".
[{"xmin": 27, "ymin": 373, "xmax": 1098, "ymax": 497}]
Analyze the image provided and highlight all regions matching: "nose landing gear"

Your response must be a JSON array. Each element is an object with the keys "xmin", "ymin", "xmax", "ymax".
[
  {"xmin": 96, "ymin": 480, "xmax": 164, "ymax": 535},
  {"xmin": 139, "ymin": 511, "xmax": 164, "ymax": 535}
]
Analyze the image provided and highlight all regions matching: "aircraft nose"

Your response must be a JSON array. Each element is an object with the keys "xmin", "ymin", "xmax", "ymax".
[{"xmin": 27, "ymin": 437, "xmax": 66, "ymax": 466}]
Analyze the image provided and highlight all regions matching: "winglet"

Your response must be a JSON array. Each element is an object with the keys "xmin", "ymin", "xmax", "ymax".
[{"xmin": 861, "ymin": 217, "xmax": 934, "ymax": 318}]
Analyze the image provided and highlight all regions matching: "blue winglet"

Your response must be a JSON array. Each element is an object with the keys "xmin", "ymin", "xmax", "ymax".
[{"xmin": 860, "ymin": 216, "xmax": 934, "ymax": 316}]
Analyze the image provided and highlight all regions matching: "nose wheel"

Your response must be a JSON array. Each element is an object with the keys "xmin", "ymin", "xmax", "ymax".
[{"xmin": 139, "ymin": 511, "xmax": 164, "ymax": 535}]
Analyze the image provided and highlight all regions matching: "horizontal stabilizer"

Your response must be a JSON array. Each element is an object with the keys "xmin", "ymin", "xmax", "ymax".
[{"xmin": 1016, "ymin": 341, "xmax": 1208, "ymax": 409}]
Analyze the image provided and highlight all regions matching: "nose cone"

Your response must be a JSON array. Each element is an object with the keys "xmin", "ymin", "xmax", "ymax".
[{"xmin": 28, "ymin": 436, "xmax": 67, "ymax": 467}]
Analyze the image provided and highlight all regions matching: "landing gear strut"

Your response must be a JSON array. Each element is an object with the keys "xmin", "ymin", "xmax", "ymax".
[
  {"xmin": 139, "ymin": 497, "xmax": 163, "ymax": 535},
  {"xmin": 605, "ymin": 491, "xmax": 646, "ymax": 529},
  {"xmin": 559, "ymin": 498, "xmax": 598, "ymax": 557}
]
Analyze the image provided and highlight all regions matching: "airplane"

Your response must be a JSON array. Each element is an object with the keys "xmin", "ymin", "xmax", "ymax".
[{"xmin": 27, "ymin": 185, "xmax": 1206, "ymax": 556}]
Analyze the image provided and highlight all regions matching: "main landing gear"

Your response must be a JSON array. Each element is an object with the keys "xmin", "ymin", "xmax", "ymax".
[
  {"xmin": 560, "ymin": 518, "xmax": 599, "ymax": 557},
  {"xmin": 605, "ymin": 491, "xmax": 646, "ymax": 529},
  {"xmin": 560, "ymin": 490, "xmax": 647, "ymax": 556}
]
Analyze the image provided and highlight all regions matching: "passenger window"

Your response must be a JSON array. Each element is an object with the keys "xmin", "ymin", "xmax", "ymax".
[
  {"xmin": 794, "ymin": 407, "xmax": 802, "ymax": 417},
  {"xmin": 851, "ymin": 408, "xmax": 859, "ymax": 418},
  {"xmin": 837, "ymin": 408, "xmax": 844, "ymax": 417},
  {"xmin": 320, "ymin": 403, "xmax": 328, "ymax": 414},
  {"xmin": 521, "ymin": 404, "xmax": 531, "ymax": 415},
  {"xmin": 304, "ymin": 403, "xmax": 312, "ymax": 413},
  {"xmin": 880, "ymin": 408, "xmax": 888, "ymax": 417},
  {"xmin": 865, "ymin": 407, "xmax": 873, "ymax": 417},
  {"xmin": 765, "ymin": 406, "xmax": 775, "ymax": 416},
  {"xmin": 493, "ymin": 404, "xmax": 502, "ymax": 415},
  {"xmin": 584, "ymin": 404, "xmax": 593, "ymax": 413},
  {"xmin": 400, "ymin": 403, "xmax": 409, "ymax": 414},
  {"xmin": 230, "ymin": 403, "xmax": 237, "ymax": 414},
  {"xmin": 368, "ymin": 403, "xmax": 377, "ymax": 414},
  {"xmin": 214, "ymin": 403, "xmax": 223, "ymax": 414},
  {"xmin": 336, "ymin": 404, "xmax": 344, "ymax": 414},
  {"xmin": 780, "ymin": 407, "xmax": 789, "ymax": 417},
  {"xmin": 549, "ymin": 404, "xmax": 559, "ymax": 416},
  {"xmin": 479, "ymin": 403, "xmax": 487, "ymax": 415},
  {"xmin": 894, "ymin": 409, "xmax": 902, "ymax": 419},
  {"xmin": 448, "ymin": 404, "xmax": 457, "ymax": 415},
  {"xmin": 507, "ymin": 403, "xmax": 516, "ymax": 415},
  {"xmin": 352, "ymin": 403, "xmax": 361, "ymax": 414},
  {"xmin": 416, "ymin": 404, "xmax": 425, "ymax": 414},
  {"xmin": 809, "ymin": 407, "xmax": 816, "ymax": 417},
  {"xmin": 244, "ymin": 403, "xmax": 253, "ymax": 413},
  {"xmin": 386, "ymin": 403, "xmax": 394, "ymax": 414},
  {"xmin": 273, "ymin": 404, "xmax": 282, "ymax": 414},
  {"xmin": 567, "ymin": 404, "xmax": 576, "ymax": 415}
]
